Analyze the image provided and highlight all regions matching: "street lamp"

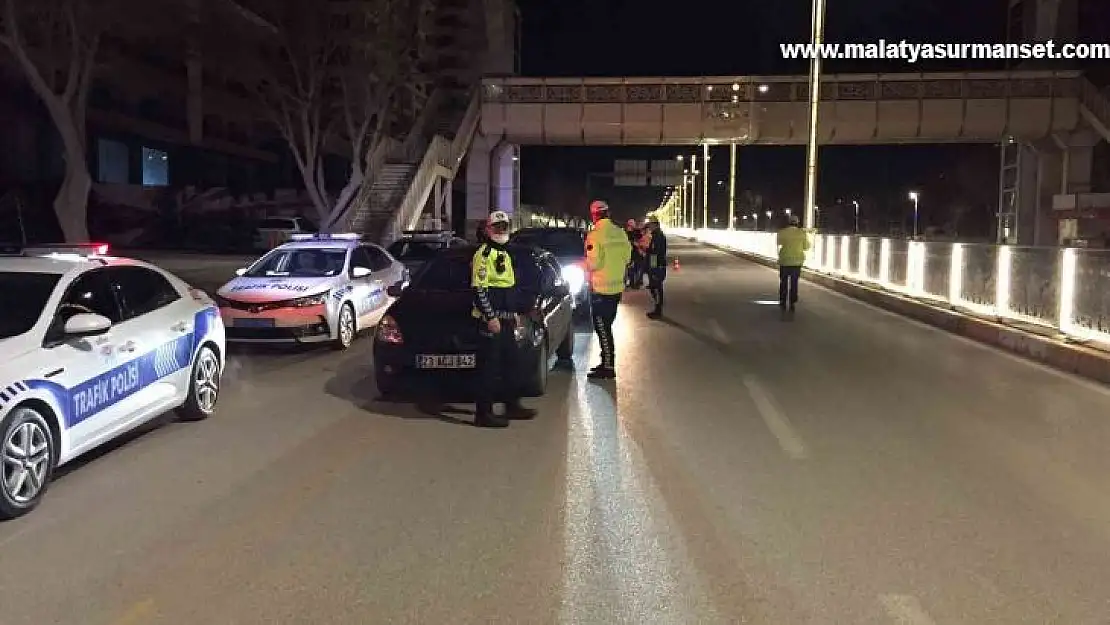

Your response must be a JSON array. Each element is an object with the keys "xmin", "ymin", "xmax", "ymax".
[
  {"xmin": 908, "ymin": 191, "xmax": 920, "ymax": 238},
  {"xmin": 802, "ymin": 0, "xmax": 827, "ymax": 231},
  {"xmin": 852, "ymin": 200, "xmax": 860, "ymax": 233}
]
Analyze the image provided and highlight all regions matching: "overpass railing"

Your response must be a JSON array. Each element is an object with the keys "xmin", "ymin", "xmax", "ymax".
[
  {"xmin": 672, "ymin": 228, "xmax": 1110, "ymax": 346},
  {"xmin": 483, "ymin": 70, "xmax": 1083, "ymax": 104}
]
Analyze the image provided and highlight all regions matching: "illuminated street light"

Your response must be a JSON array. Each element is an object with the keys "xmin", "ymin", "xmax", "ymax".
[
  {"xmin": 908, "ymin": 191, "xmax": 920, "ymax": 238},
  {"xmin": 852, "ymin": 199, "xmax": 860, "ymax": 233},
  {"xmin": 758, "ymin": 84, "xmax": 769, "ymax": 93},
  {"xmin": 802, "ymin": 0, "xmax": 826, "ymax": 230}
]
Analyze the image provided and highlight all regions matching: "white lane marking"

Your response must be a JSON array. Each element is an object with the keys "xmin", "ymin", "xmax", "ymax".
[
  {"xmin": 741, "ymin": 376, "xmax": 807, "ymax": 460},
  {"xmin": 707, "ymin": 318, "xmax": 730, "ymax": 344},
  {"xmin": 879, "ymin": 594, "xmax": 937, "ymax": 625}
]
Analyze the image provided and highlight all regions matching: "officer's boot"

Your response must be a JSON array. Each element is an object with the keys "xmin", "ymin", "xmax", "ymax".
[
  {"xmin": 504, "ymin": 400, "xmax": 538, "ymax": 420},
  {"xmin": 475, "ymin": 402, "xmax": 508, "ymax": 428}
]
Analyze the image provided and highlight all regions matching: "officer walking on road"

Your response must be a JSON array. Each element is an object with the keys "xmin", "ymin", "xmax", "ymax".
[
  {"xmin": 643, "ymin": 214, "xmax": 668, "ymax": 319},
  {"xmin": 776, "ymin": 214, "xmax": 811, "ymax": 320},
  {"xmin": 471, "ymin": 210, "xmax": 540, "ymax": 427},
  {"xmin": 585, "ymin": 200, "xmax": 632, "ymax": 380}
]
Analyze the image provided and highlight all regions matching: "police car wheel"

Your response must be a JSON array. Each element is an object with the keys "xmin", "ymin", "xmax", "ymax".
[
  {"xmin": 179, "ymin": 345, "xmax": 221, "ymax": 421},
  {"xmin": 333, "ymin": 304, "xmax": 356, "ymax": 350},
  {"xmin": 0, "ymin": 407, "xmax": 56, "ymax": 520}
]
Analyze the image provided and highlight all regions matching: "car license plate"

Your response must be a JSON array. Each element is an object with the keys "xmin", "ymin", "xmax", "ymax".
[
  {"xmin": 416, "ymin": 354, "xmax": 476, "ymax": 369},
  {"xmin": 235, "ymin": 317, "xmax": 275, "ymax": 328}
]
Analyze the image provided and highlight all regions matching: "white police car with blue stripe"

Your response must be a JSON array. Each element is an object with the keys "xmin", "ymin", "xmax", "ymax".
[
  {"xmin": 214, "ymin": 234, "xmax": 406, "ymax": 349},
  {"xmin": 0, "ymin": 244, "xmax": 225, "ymax": 519}
]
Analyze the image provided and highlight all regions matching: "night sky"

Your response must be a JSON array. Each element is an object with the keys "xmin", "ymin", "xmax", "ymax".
[{"xmin": 514, "ymin": 0, "xmax": 1010, "ymax": 234}]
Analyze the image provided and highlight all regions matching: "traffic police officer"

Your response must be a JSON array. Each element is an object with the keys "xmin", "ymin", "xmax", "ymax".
[
  {"xmin": 471, "ymin": 210, "xmax": 539, "ymax": 427},
  {"xmin": 585, "ymin": 200, "xmax": 632, "ymax": 380},
  {"xmin": 643, "ymin": 214, "xmax": 668, "ymax": 319}
]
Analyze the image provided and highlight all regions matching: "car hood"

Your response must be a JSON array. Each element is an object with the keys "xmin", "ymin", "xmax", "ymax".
[
  {"xmin": 0, "ymin": 333, "xmax": 37, "ymax": 361},
  {"xmin": 217, "ymin": 276, "xmax": 340, "ymax": 302}
]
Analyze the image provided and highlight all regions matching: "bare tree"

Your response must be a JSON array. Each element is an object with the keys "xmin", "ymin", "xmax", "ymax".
[
  {"xmin": 0, "ymin": 0, "xmax": 106, "ymax": 241},
  {"xmin": 249, "ymin": 0, "xmax": 426, "ymax": 231}
]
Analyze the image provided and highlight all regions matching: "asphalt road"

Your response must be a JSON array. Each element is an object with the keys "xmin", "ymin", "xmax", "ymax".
[{"xmin": 5, "ymin": 241, "xmax": 1110, "ymax": 623}]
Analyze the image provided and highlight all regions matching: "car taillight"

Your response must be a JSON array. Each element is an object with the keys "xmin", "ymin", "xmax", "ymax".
[{"xmin": 376, "ymin": 315, "xmax": 403, "ymax": 344}]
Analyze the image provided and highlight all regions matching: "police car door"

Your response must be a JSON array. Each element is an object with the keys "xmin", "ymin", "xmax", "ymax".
[
  {"xmin": 91, "ymin": 266, "xmax": 189, "ymax": 436},
  {"xmin": 349, "ymin": 246, "xmax": 389, "ymax": 325},
  {"xmin": 38, "ymin": 269, "xmax": 130, "ymax": 452}
]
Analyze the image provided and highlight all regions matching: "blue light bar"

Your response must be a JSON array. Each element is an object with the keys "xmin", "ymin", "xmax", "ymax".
[{"xmin": 289, "ymin": 233, "xmax": 361, "ymax": 241}]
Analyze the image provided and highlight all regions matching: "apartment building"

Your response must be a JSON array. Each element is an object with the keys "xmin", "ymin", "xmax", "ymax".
[{"xmin": 0, "ymin": 0, "xmax": 515, "ymax": 201}]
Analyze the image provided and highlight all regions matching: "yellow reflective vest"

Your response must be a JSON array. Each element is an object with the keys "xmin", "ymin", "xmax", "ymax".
[
  {"xmin": 471, "ymin": 243, "xmax": 516, "ymax": 319},
  {"xmin": 777, "ymin": 226, "xmax": 811, "ymax": 267},
  {"xmin": 586, "ymin": 218, "xmax": 632, "ymax": 295}
]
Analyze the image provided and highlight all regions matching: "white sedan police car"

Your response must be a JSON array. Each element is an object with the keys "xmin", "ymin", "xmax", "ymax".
[
  {"xmin": 214, "ymin": 234, "xmax": 406, "ymax": 349},
  {"xmin": 0, "ymin": 244, "xmax": 225, "ymax": 519}
]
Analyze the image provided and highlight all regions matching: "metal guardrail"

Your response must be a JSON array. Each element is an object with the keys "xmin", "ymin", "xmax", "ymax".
[{"xmin": 675, "ymin": 227, "xmax": 1110, "ymax": 346}]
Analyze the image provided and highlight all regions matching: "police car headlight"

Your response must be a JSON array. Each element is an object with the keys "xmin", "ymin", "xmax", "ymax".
[
  {"xmin": 561, "ymin": 265, "xmax": 585, "ymax": 292},
  {"xmin": 289, "ymin": 293, "xmax": 328, "ymax": 308}
]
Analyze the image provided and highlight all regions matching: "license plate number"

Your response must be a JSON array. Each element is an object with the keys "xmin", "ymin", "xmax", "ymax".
[
  {"xmin": 235, "ymin": 318, "xmax": 275, "ymax": 328},
  {"xmin": 416, "ymin": 354, "xmax": 476, "ymax": 369}
]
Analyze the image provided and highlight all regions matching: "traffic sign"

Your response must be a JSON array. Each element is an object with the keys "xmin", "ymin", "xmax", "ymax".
[{"xmin": 613, "ymin": 159, "xmax": 647, "ymax": 186}]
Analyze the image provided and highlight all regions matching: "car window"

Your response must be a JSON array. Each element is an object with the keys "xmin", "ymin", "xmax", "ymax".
[
  {"xmin": 509, "ymin": 230, "xmax": 585, "ymax": 257},
  {"xmin": 0, "ymin": 272, "xmax": 60, "ymax": 339},
  {"xmin": 244, "ymin": 248, "xmax": 347, "ymax": 278},
  {"xmin": 109, "ymin": 266, "xmax": 181, "ymax": 318},
  {"xmin": 350, "ymin": 247, "xmax": 373, "ymax": 271},
  {"xmin": 387, "ymin": 241, "xmax": 443, "ymax": 261},
  {"xmin": 365, "ymin": 246, "xmax": 393, "ymax": 271},
  {"xmin": 56, "ymin": 270, "xmax": 123, "ymax": 324},
  {"xmin": 412, "ymin": 254, "xmax": 472, "ymax": 291}
]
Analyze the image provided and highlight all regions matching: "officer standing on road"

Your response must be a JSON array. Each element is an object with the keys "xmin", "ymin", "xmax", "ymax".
[
  {"xmin": 776, "ymin": 214, "xmax": 811, "ymax": 319},
  {"xmin": 585, "ymin": 200, "xmax": 632, "ymax": 380},
  {"xmin": 643, "ymin": 214, "xmax": 668, "ymax": 319},
  {"xmin": 471, "ymin": 210, "xmax": 540, "ymax": 427}
]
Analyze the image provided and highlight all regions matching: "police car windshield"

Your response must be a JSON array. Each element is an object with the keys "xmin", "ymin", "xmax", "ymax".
[
  {"xmin": 411, "ymin": 255, "xmax": 471, "ymax": 292},
  {"xmin": 387, "ymin": 241, "xmax": 444, "ymax": 261},
  {"xmin": 510, "ymin": 230, "xmax": 584, "ymax": 258},
  {"xmin": 0, "ymin": 272, "xmax": 61, "ymax": 339},
  {"xmin": 244, "ymin": 248, "xmax": 347, "ymax": 278}
]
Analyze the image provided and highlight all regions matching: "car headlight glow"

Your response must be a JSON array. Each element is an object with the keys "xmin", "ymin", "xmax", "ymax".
[
  {"xmin": 288, "ymin": 293, "xmax": 328, "ymax": 307},
  {"xmin": 561, "ymin": 265, "xmax": 585, "ymax": 292}
]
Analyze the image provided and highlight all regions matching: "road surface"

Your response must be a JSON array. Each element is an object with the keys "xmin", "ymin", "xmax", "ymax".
[{"xmin": 4, "ymin": 241, "xmax": 1110, "ymax": 623}]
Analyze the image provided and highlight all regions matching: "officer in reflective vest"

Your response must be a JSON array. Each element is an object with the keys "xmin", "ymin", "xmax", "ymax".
[
  {"xmin": 471, "ymin": 210, "xmax": 539, "ymax": 427},
  {"xmin": 585, "ymin": 199, "xmax": 632, "ymax": 380},
  {"xmin": 643, "ymin": 214, "xmax": 668, "ymax": 319}
]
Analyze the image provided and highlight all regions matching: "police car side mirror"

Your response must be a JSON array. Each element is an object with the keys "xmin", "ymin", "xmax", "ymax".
[
  {"xmin": 64, "ymin": 313, "xmax": 112, "ymax": 338},
  {"xmin": 386, "ymin": 283, "xmax": 403, "ymax": 297},
  {"xmin": 351, "ymin": 266, "xmax": 372, "ymax": 278},
  {"xmin": 235, "ymin": 268, "xmax": 247, "ymax": 276}
]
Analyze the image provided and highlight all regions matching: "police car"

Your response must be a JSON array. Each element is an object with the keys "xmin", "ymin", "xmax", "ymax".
[
  {"xmin": 0, "ymin": 243, "xmax": 225, "ymax": 519},
  {"xmin": 214, "ymin": 233, "xmax": 406, "ymax": 348}
]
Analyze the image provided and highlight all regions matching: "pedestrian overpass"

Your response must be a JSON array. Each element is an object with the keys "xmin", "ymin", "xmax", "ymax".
[
  {"xmin": 455, "ymin": 70, "xmax": 1110, "ymax": 246},
  {"xmin": 478, "ymin": 70, "xmax": 1107, "ymax": 145}
]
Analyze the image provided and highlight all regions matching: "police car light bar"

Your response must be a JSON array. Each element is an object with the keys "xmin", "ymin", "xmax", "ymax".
[
  {"xmin": 289, "ymin": 233, "xmax": 361, "ymax": 241},
  {"xmin": 23, "ymin": 243, "xmax": 111, "ymax": 256}
]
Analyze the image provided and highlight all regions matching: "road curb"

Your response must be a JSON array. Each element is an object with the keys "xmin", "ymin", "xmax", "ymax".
[{"xmin": 697, "ymin": 241, "xmax": 1110, "ymax": 386}]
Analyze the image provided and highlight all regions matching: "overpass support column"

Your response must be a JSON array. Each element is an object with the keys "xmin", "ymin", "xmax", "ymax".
[
  {"xmin": 464, "ymin": 135, "xmax": 519, "ymax": 239},
  {"xmin": 1044, "ymin": 131, "xmax": 1099, "ymax": 244}
]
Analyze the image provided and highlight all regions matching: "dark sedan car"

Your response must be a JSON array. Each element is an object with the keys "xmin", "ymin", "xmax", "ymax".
[
  {"xmin": 509, "ymin": 227, "xmax": 589, "ymax": 317},
  {"xmin": 372, "ymin": 246, "xmax": 574, "ymax": 399}
]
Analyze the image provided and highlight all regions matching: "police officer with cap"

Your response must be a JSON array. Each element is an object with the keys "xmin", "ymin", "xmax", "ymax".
[
  {"xmin": 471, "ymin": 210, "xmax": 539, "ymax": 427},
  {"xmin": 585, "ymin": 200, "xmax": 632, "ymax": 379}
]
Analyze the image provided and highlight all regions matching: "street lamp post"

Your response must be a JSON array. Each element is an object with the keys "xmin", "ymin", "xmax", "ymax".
[
  {"xmin": 728, "ymin": 143, "xmax": 737, "ymax": 230},
  {"xmin": 802, "ymin": 0, "xmax": 827, "ymax": 231},
  {"xmin": 690, "ymin": 153, "xmax": 699, "ymax": 229},
  {"xmin": 852, "ymin": 200, "xmax": 860, "ymax": 233},
  {"xmin": 701, "ymin": 144, "xmax": 710, "ymax": 230},
  {"xmin": 908, "ymin": 191, "xmax": 920, "ymax": 238}
]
